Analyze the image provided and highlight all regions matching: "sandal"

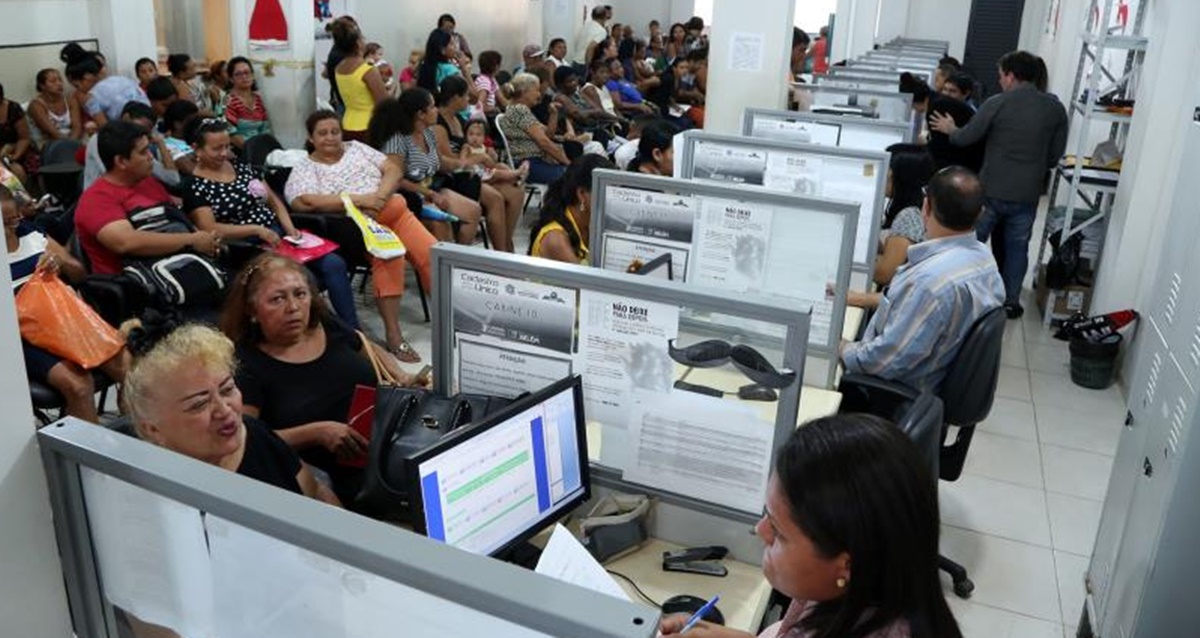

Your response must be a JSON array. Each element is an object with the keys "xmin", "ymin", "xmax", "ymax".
[{"xmin": 388, "ymin": 339, "xmax": 422, "ymax": 363}]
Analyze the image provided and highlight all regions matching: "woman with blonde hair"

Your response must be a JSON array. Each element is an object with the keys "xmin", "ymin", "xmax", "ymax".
[{"xmin": 123, "ymin": 316, "xmax": 338, "ymax": 504}]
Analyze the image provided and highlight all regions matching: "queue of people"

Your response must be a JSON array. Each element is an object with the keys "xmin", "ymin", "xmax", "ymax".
[{"xmin": 2, "ymin": 19, "xmax": 1074, "ymax": 638}]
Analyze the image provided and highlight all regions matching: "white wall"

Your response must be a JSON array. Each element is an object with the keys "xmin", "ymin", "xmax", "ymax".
[
  {"xmin": 88, "ymin": 0, "xmax": 159, "ymax": 79},
  {"xmin": 0, "ymin": 252, "xmax": 71, "ymax": 634},
  {"xmin": 354, "ymin": 0, "xmax": 531, "ymax": 80},
  {"xmin": 0, "ymin": 0, "xmax": 93, "ymax": 45},
  {"xmin": 904, "ymin": 0, "xmax": 971, "ymax": 59},
  {"xmin": 705, "ymin": 0, "xmax": 795, "ymax": 134}
]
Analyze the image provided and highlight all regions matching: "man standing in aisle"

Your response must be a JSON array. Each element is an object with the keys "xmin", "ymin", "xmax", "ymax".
[
  {"xmin": 573, "ymin": 6, "xmax": 610, "ymax": 66},
  {"xmin": 929, "ymin": 50, "xmax": 1067, "ymax": 318}
]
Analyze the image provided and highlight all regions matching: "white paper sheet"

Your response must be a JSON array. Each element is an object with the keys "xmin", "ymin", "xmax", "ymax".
[
  {"xmin": 80, "ymin": 468, "xmax": 215, "ymax": 638},
  {"xmin": 820, "ymin": 159, "xmax": 879, "ymax": 265},
  {"xmin": 604, "ymin": 186, "xmax": 699, "ymax": 244},
  {"xmin": 456, "ymin": 334, "xmax": 575, "ymax": 397},
  {"xmin": 750, "ymin": 118, "xmax": 841, "ymax": 146},
  {"xmin": 624, "ymin": 391, "xmax": 774, "ymax": 514},
  {"xmin": 451, "ymin": 268, "xmax": 578, "ymax": 355},
  {"xmin": 838, "ymin": 124, "xmax": 906, "ymax": 152},
  {"xmin": 576, "ymin": 290, "xmax": 679, "ymax": 470},
  {"xmin": 601, "ymin": 232, "xmax": 692, "ymax": 281},
  {"xmin": 728, "ymin": 32, "xmax": 765, "ymax": 73},
  {"xmin": 692, "ymin": 140, "xmax": 767, "ymax": 186},
  {"xmin": 693, "ymin": 198, "xmax": 774, "ymax": 295},
  {"xmin": 535, "ymin": 524, "xmax": 631, "ymax": 602},
  {"xmin": 763, "ymin": 152, "xmax": 823, "ymax": 196}
]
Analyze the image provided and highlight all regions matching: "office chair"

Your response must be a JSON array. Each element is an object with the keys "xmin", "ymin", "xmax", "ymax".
[
  {"xmin": 243, "ymin": 134, "xmax": 283, "ymax": 168},
  {"xmin": 838, "ymin": 305, "xmax": 1008, "ymax": 598},
  {"xmin": 38, "ymin": 139, "xmax": 85, "ymax": 208},
  {"xmin": 493, "ymin": 112, "xmax": 547, "ymax": 215}
]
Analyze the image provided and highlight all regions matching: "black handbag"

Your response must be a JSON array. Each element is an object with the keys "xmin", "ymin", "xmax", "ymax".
[{"xmin": 354, "ymin": 386, "xmax": 513, "ymax": 520}]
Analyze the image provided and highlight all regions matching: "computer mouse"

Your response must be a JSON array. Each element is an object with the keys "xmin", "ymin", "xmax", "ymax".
[
  {"xmin": 737, "ymin": 384, "xmax": 779, "ymax": 402},
  {"xmin": 661, "ymin": 594, "xmax": 725, "ymax": 626}
]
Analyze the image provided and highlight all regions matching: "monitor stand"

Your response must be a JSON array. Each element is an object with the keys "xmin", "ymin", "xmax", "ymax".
[{"xmin": 498, "ymin": 541, "xmax": 544, "ymax": 570}]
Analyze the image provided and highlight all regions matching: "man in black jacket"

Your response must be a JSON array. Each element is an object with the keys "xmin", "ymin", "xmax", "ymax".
[{"xmin": 930, "ymin": 50, "xmax": 1067, "ymax": 318}]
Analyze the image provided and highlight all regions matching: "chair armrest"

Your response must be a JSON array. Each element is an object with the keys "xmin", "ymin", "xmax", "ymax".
[
  {"xmin": 77, "ymin": 274, "xmax": 148, "ymax": 327},
  {"xmin": 837, "ymin": 373, "xmax": 920, "ymax": 419}
]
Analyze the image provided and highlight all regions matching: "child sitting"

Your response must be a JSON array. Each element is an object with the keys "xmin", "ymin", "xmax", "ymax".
[{"xmin": 461, "ymin": 119, "xmax": 528, "ymax": 184}]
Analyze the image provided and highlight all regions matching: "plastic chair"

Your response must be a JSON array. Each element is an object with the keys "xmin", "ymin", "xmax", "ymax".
[
  {"xmin": 837, "ymin": 305, "xmax": 1008, "ymax": 598},
  {"xmin": 243, "ymin": 134, "xmax": 283, "ymax": 168},
  {"xmin": 493, "ymin": 112, "xmax": 547, "ymax": 214}
]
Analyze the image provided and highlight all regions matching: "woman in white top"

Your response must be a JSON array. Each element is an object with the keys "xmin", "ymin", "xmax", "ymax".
[
  {"xmin": 580, "ymin": 58, "xmax": 628, "ymax": 128},
  {"xmin": 27, "ymin": 69, "xmax": 81, "ymax": 146}
]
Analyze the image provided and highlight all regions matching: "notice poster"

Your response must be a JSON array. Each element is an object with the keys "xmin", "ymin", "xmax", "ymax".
[
  {"xmin": 750, "ymin": 118, "xmax": 841, "ymax": 146},
  {"xmin": 763, "ymin": 152, "xmax": 823, "ymax": 196},
  {"xmin": 693, "ymin": 199, "xmax": 774, "ymax": 294},
  {"xmin": 820, "ymin": 159, "xmax": 879, "ymax": 264},
  {"xmin": 603, "ymin": 186, "xmax": 698, "ymax": 244},
  {"xmin": 576, "ymin": 291, "xmax": 679, "ymax": 438},
  {"xmin": 692, "ymin": 141, "xmax": 767, "ymax": 186},
  {"xmin": 455, "ymin": 335, "xmax": 574, "ymax": 398},
  {"xmin": 601, "ymin": 232, "xmax": 691, "ymax": 281},
  {"xmin": 450, "ymin": 268, "xmax": 577, "ymax": 354}
]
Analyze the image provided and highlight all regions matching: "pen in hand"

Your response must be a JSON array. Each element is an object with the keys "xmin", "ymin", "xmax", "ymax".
[{"xmin": 680, "ymin": 595, "xmax": 720, "ymax": 634}]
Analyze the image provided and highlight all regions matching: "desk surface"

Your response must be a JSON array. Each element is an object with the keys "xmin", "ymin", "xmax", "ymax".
[{"xmin": 606, "ymin": 538, "xmax": 772, "ymax": 634}]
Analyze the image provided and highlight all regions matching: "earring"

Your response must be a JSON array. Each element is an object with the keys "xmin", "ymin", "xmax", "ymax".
[{"xmin": 836, "ymin": 577, "xmax": 847, "ymax": 589}]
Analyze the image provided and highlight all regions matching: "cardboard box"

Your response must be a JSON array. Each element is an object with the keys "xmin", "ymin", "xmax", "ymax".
[{"xmin": 1036, "ymin": 265, "xmax": 1093, "ymax": 318}]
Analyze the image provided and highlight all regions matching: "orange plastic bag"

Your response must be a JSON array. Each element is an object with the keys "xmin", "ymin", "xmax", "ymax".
[{"xmin": 16, "ymin": 267, "xmax": 124, "ymax": 369}]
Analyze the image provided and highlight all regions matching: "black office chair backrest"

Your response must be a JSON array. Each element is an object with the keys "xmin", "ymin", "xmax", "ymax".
[
  {"xmin": 41, "ymin": 139, "xmax": 84, "ymax": 167},
  {"xmin": 243, "ymin": 134, "xmax": 283, "ymax": 168},
  {"xmin": 893, "ymin": 392, "xmax": 944, "ymax": 480},
  {"xmin": 939, "ymin": 306, "xmax": 1007, "ymax": 426}
]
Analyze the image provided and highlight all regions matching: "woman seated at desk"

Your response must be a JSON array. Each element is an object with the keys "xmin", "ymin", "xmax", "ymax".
[
  {"xmin": 528, "ymin": 154, "xmax": 614, "ymax": 263},
  {"xmin": 661, "ymin": 414, "xmax": 961, "ymax": 638},
  {"xmin": 847, "ymin": 146, "xmax": 935, "ymax": 310}
]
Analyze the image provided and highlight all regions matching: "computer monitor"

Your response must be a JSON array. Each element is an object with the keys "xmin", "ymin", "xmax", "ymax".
[{"xmin": 409, "ymin": 375, "xmax": 590, "ymax": 558}]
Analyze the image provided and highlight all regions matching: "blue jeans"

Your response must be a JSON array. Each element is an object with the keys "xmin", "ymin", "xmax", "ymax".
[
  {"xmin": 977, "ymin": 198, "xmax": 1038, "ymax": 306},
  {"xmin": 524, "ymin": 157, "xmax": 568, "ymax": 185},
  {"xmin": 307, "ymin": 252, "xmax": 359, "ymax": 329}
]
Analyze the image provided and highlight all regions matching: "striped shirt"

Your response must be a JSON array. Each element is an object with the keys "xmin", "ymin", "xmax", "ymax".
[
  {"xmin": 842, "ymin": 233, "xmax": 1004, "ymax": 393},
  {"xmin": 382, "ymin": 128, "xmax": 441, "ymax": 182},
  {"xmin": 8, "ymin": 223, "xmax": 48, "ymax": 289}
]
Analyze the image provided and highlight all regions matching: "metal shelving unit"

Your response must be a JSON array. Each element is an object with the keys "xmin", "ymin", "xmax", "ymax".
[{"xmin": 1036, "ymin": 0, "xmax": 1148, "ymax": 325}]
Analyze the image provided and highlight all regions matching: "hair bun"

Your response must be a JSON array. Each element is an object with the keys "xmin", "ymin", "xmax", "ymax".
[
  {"xmin": 123, "ymin": 309, "xmax": 185, "ymax": 357},
  {"xmin": 60, "ymin": 42, "xmax": 88, "ymax": 65}
]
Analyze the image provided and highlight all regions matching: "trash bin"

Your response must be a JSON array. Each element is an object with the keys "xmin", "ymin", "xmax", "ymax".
[{"xmin": 1069, "ymin": 332, "xmax": 1123, "ymax": 389}]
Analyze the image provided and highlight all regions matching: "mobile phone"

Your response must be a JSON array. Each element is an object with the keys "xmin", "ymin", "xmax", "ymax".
[{"xmin": 283, "ymin": 234, "xmax": 304, "ymax": 245}]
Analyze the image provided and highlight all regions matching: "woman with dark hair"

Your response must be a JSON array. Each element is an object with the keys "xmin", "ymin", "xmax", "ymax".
[
  {"xmin": 629, "ymin": 119, "xmax": 677, "ymax": 176},
  {"xmin": 666, "ymin": 23, "xmax": 688, "ymax": 64},
  {"xmin": 332, "ymin": 19, "xmax": 387, "ymax": 143},
  {"xmin": 660, "ymin": 414, "xmax": 961, "ymax": 638},
  {"xmin": 433, "ymin": 75, "xmax": 527, "ymax": 249},
  {"xmin": 283, "ymin": 110, "xmax": 435, "ymax": 362},
  {"xmin": 418, "ymin": 29, "xmax": 472, "ymax": 96},
  {"xmin": 166, "ymin": 53, "xmax": 205, "ymax": 110},
  {"xmin": 28, "ymin": 69, "xmax": 82, "ymax": 146},
  {"xmin": 60, "ymin": 43, "xmax": 147, "ymax": 127},
  {"xmin": 528, "ymin": 154, "xmax": 614, "ymax": 263},
  {"xmin": 218, "ymin": 254, "xmax": 421, "ymax": 503},
  {"xmin": 185, "ymin": 118, "xmax": 356, "ymax": 327},
  {"xmin": 606, "ymin": 58, "xmax": 657, "ymax": 117},
  {"xmin": 135, "ymin": 57, "xmax": 159, "ymax": 90},
  {"xmin": 223, "ymin": 57, "xmax": 272, "ymax": 141},
  {"xmin": 547, "ymin": 38, "xmax": 569, "ymax": 68},
  {"xmin": 367, "ymin": 90, "xmax": 487, "ymax": 246},
  {"xmin": 589, "ymin": 36, "xmax": 618, "ymax": 68},
  {"xmin": 204, "ymin": 60, "xmax": 229, "ymax": 116}
]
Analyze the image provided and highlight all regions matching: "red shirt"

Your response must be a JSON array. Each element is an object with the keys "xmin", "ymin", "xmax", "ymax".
[
  {"xmin": 75, "ymin": 176, "xmax": 173, "ymax": 275},
  {"xmin": 811, "ymin": 38, "xmax": 829, "ymax": 74}
]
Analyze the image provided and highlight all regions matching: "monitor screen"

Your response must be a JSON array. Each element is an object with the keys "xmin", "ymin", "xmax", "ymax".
[{"xmin": 411, "ymin": 376, "xmax": 589, "ymax": 557}]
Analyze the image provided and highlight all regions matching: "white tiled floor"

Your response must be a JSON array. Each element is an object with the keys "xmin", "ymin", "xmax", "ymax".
[
  {"xmin": 938, "ymin": 284, "xmax": 1124, "ymax": 638},
  {"xmin": 353, "ymin": 201, "xmax": 1124, "ymax": 638}
]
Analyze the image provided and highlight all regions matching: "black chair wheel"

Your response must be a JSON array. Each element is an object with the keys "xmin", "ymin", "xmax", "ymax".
[{"xmin": 953, "ymin": 577, "xmax": 975, "ymax": 599}]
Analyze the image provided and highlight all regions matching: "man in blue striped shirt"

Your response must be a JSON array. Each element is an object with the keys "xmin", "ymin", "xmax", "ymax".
[{"xmin": 841, "ymin": 167, "xmax": 1004, "ymax": 393}]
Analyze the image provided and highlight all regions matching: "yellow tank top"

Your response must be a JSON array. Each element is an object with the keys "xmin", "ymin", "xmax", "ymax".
[
  {"xmin": 531, "ymin": 209, "xmax": 589, "ymax": 263},
  {"xmin": 336, "ymin": 63, "xmax": 375, "ymax": 132}
]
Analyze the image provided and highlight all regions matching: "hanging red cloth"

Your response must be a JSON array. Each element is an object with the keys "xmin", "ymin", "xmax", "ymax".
[{"xmin": 249, "ymin": 0, "xmax": 289, "ymax": 43}]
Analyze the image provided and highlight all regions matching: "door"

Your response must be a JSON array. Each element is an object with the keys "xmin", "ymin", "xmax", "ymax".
[{"xmin": 962, "ymin": 0, "xmax": 1027, "ymax": 98}]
